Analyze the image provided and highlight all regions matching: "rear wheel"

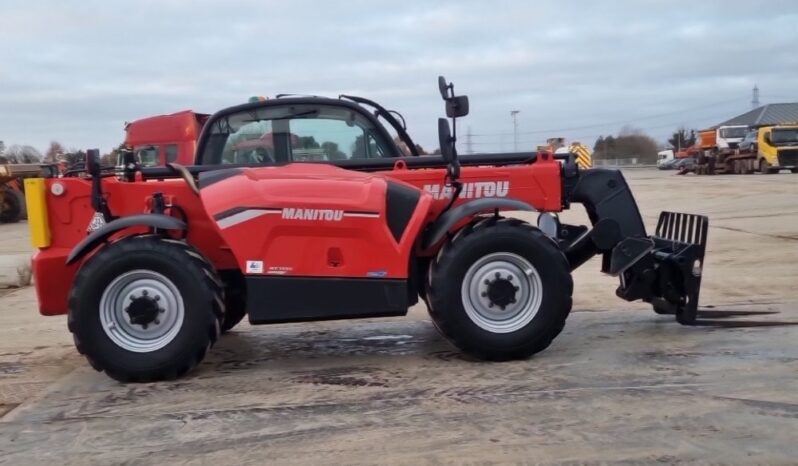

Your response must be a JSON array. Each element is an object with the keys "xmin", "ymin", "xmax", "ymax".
[
  {"xmin": 427, "ymin": 218, "xmax": 573, "ymax": 360},
  {"xmin": 0, "ymin": 187, "xmax": 22, "ymax": 223},
  {"xmin": 68, "ymin": 236, "xmax": 223, "ymax": 382},
  {"xmin": 759, "ymin": 159, "xmax": 771, "ymax": 174}
]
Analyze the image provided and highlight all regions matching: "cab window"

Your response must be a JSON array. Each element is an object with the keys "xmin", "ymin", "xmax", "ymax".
[
  {"xmin": 165, "ymin": 144, "xmax": 179, "ymax": 163},
  {"xmin": 202, "ymin": 104, "xmax": 396, "ymax": 165},
  {"xmin": 134, "ymin": 146, "xmax": 160, "ymax": 167}
]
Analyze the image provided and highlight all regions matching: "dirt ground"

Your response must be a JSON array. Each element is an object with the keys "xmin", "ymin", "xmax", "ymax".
[{"xmin": 0, "ymin": 169, "xmax": 797, "ymax": 464}]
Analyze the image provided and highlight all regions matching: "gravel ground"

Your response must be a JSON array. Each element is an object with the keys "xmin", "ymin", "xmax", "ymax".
[{"xmin": 0, "ymin": 168, "xmax": 796, "ymax": 464}]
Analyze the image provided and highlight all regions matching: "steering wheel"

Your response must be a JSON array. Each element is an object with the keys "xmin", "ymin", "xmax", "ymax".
[{"xmin": 166, "ymin": 163, "xmax": 200, "ymax": 196}]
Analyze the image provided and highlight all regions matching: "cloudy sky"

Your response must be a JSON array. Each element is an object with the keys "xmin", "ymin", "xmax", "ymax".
[{"xmin": 1, "ymin": 0, "xmax": 797, "ymax": 154}]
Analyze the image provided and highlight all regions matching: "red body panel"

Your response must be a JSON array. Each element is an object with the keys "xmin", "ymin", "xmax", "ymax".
[
  {"xmin": 202, "ymin": 164, "xmax": 433, "ymax": 279},
  {"xmin": 387, "ymin": 157, "xmax": 562, "ymax": 215},
  {"xmin": 32, "ymin": 156, "xmax": 563, "ymax": 315},
  {"xmin": 33, "ymin": 177, "xmax": 235, "ymax": 314}
]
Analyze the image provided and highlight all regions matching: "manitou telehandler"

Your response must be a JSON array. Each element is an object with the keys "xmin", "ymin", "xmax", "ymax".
[{"xmin": 25, "ymin": 77, "xmax": 709, "ymax": 382}]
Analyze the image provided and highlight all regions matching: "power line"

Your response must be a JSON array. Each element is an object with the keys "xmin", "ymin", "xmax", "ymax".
[
  {"xmin": 469, "ymin": 96, "xmax": 746, "ymax": 139},
  {"xmin": 461, "ymin": 110, "xmax": 740, "ymax": 149}
]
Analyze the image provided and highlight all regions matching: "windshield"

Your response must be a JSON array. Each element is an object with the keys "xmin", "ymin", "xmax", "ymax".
[
  {"xmin": 719, "ymin": 127, "xmax": 748, "ymax": 139},
  {"xmin": 134, "ymin": 146, "xmax": 159, "ymax": 167},
  {"xmin": 771, "ymin": 128, "xmax": 798, "ymax": 144},
  {"xmin": 200, "ymin": 104, "xmax": 396, "ymax": 165}
]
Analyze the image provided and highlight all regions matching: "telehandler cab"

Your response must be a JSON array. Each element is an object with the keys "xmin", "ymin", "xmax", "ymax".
[{"xmin": 26, "ymin": 77, "xmax": 709, "ymax": 382}]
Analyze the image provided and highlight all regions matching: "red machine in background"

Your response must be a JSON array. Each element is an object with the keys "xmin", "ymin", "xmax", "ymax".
[{"xmin": 123, "ymin": 110, "xmax": 209, "ymax": 166}]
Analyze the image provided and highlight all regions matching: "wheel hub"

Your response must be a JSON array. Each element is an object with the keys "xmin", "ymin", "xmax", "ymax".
[
  {"xmin": 483, "ymin": 273, "xmax": 519, "ymax": 310},
  {"xmin": 125, "ymin": 291, "xmax": 164, "ymax": 328}
]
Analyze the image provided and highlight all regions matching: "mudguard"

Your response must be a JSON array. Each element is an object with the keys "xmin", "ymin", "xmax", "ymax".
[
  {"xmin": 421, "ymin": 197, "xmax": 537, "ymax": 250},
  {"xmin": 65, "ymin": 214, "xmax": 187, "ymax": 265}
]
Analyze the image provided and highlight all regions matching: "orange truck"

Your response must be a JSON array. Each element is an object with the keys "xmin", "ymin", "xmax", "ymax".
[{"xmin": 121, "ymin": 110, "xmax": 209, "ymax": 166}]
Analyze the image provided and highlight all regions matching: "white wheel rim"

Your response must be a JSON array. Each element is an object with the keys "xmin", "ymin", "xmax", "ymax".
[
  {"xmin": 461, "ymin": 252, "xmax": 543, "ymax": 333},
  {"xmin": 99, "ymin": 270, "xmax": 185, "ymax": 353}
]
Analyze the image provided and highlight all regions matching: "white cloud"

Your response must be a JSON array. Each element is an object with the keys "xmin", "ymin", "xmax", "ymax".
[{"xmin": 1, "ymin": 0, "xmax": 797, "ymax": 153}]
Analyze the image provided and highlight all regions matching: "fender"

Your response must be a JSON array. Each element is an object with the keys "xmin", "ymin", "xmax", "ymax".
[
  {"xmin": 421, "ymin": 198, "xmax": 537, "ymax": 250},
  {"xmin": 66, "ymin": 214, "xmax": 187, "ymax": 265}
]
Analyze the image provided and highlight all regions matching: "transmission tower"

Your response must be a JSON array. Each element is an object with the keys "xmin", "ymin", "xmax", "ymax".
[{"xmin": 752, "ymin": 84, "xmax": 760, "ymax": 109}]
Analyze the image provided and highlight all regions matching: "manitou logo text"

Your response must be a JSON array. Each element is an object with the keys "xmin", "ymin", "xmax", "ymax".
[
  {"xmin": 282, "ymin": 208, "xmax": 344, "ymax": 221},
  {"xmin": 423, "ymin": 181, "xmax": 510, "ymax": 200}
]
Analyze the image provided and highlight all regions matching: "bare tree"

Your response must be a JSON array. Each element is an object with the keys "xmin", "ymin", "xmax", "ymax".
[
  {"xmin": 4, "ymin": 145, "xmax": 42, "ymax": 163},
  {"xmin": 45, "ymin": 141, "xmax": 66, "ymax": 162}
]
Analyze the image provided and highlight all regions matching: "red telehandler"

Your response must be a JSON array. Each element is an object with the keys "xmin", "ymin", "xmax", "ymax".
[{"xmin": 26, "ymin": 77, "xmax": 709, "ymax": 382}]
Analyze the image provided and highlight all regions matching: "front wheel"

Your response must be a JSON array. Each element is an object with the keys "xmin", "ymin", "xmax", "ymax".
[
  {"xmin": 68, "ymin": 236, "xmax": 224, "ymax": 382},
  {"xmin": 427, "ymin": 218, "xmax": 573, "ymax": 361}
]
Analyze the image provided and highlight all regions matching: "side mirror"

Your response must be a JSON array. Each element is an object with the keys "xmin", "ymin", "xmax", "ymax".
[
  {"xmin": 446, "ymin": 95, "xmax": 469, "ymax": 118},
  {"xmin": 438, "ymin": 118, "xmax": 453, "ymax": 162},
  {"xmin": 86, "ymin": 149, "xmax": 101, "ymax": 177},
  {"xmin": 438, "ymin": 76, "xmax": 450, "ymax": 100}
]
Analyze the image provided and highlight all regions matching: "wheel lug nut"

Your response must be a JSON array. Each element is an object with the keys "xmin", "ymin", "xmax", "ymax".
[
  {"xmin": 129, "ymin": 295, "xmax": 136, "ymax": 300},
  {"xmin": 488, "ymin": 303, "xmax": 494, "ymax": 308},
  {"xmin": 159, "ymin": 308, "xmax": 165, "ymax": 313},
  {"xmin": 142, "ymin": 324, "xmax": 148, "ymax": 330},
  {"xmin": 142, "ymin": 290, "xmax": 149, "ymax": 296},
  {"xmin": 481, "ymin": 292, "xmax": 488, "ymax": 297},
  {"xmin": 507, "ymin": 276, "xmax": 513, "ymax": 281},
  {"xmin": 495, "ymin": 272, "xmax": 501, "ymax": 278},
  {"xmin": 154, "ymin": 295, "xmax": 161, "ymax": 302},
  {"xmin": 514, "ymin": 286, "xmax": 519, "ymax": 292},
  {"xmin": 154, "ymin": 319, "xmax": 160, "ymax": 325},
  {"xmin": 484, "ymin": 279, "xmax": 490, "ymax": 285}
]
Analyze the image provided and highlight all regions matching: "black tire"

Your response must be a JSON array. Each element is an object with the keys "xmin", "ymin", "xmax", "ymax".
[
  {"xmin": 0, "ymin": 187, "xmax": 22, "ymax": 223},
  {"xmin": 220, "ymin": 270, "xmax": 248, "ymax": 332},
  {"xmin": 68, "ymin": 235, "xmax": 224, "ymax": 382},
  {"xmin": 427, "ymin": 218, "xmax": 573, "ymax": 361},
  {"xmin": 759, "ymin": 159, "xmax": 770, "ymax": 174}
]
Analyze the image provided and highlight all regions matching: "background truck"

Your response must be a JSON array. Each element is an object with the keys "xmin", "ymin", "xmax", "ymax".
[
  {"xmin": 121, "ymin": 110, "xmax": 209, "ymax": 166},
  {"xmin": 694, "ymin": 125, "xmax": 749, "ymax": 174},
  {"xmin": 695, "ymin": 125, "xmax": 798, "ymax": 174},
  {"xmin": 754, "ymin": 125, "xmax": 798, "ymax": 174},
  {"xmin": 539, "ymin": 137, "xmax": 592, "ymax": 168}
]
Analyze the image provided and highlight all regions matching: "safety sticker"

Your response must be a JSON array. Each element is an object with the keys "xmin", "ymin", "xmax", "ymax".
[{"xmin": 245, "ymin": 260, "xmax": 264, "ymax": 274}]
